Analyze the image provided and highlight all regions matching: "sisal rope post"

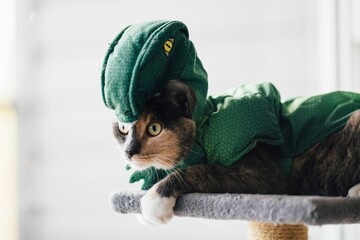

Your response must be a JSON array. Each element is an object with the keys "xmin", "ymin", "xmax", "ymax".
[{"xmin": 248, "ymin": 221, "xmax": 308, "ymax": 240}]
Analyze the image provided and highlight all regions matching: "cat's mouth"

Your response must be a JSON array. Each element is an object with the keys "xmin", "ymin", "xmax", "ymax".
[{"xmin": 130, "ymin": 154, "xmax": 177, "ymax": 170}]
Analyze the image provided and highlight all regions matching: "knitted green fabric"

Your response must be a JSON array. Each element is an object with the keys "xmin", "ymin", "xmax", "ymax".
[
  {"xmin": 200, "ymin": 83, "xmax": 360, "ymax": 174},
  {"xmin": 101, "ymin": 20, "xmax": 360, "ymax": 190},
  {"xmin": 202, "ymin": 83, "xmax": 284, "ymax": 167}
]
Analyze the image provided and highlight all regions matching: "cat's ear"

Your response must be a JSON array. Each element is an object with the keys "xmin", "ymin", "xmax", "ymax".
[{"xmin": 160, "ymin": 80, "xmax": 196, "ymax": 118}]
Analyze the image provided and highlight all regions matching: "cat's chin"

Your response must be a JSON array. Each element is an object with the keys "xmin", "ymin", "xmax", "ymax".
[
  {"xmin": 152, "ymin": 164, "xmax": 175, "ymax": 170},
  {"xmin": 130, "ymin": 161, "xmax": 175, "ymax": 171},
  {"xmin": 128, "ymin": 161, "xmax": 149, "ymax": 170}
]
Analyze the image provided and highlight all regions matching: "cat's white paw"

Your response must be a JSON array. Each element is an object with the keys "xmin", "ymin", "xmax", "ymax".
[
  {"xmin": 140, "ymin": 185, "xmax": 176, "ymax": 225},
  {"xmin": 347, "ymin": 183, "xmax": 360, "ymax": 197},
  {"xmin": 136, "ymin": 214, "xmax": 155, "ymax": 227}
]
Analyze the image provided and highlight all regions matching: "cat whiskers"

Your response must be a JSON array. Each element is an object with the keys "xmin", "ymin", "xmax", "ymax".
[
  {"xmin": 140, "ymin": 153, "xmax": 176, "ymax": 168},
  {"xmin": 149, "ymin": 155, "xmax": 188, "ymax": 189},
  {"xmin": 171, "ymin": 169, "xmax": 188, "ymax": 189},
  {"xmin": 136, "ymin": 154, "xmax": 188, "ymax": 189},
  {"xmin": 151, "ymin": 155, "xmax": 177, "ymax": 169},
  {"xmin": 158, "ymin": 156, "xmax": 189, "ymax": 188},
  {"xmin": 181, "ymin": 144, "xmax": 202, "ymax": 156}
]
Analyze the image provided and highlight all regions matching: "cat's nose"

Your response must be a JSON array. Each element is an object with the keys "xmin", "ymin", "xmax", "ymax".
[
  {"xmin": 126, "ymin": 149, "xmax": 138, "ymax": 158},
  {"xmin": 125, "ymin": 142, "xmax": 141, "ymax": 159}
]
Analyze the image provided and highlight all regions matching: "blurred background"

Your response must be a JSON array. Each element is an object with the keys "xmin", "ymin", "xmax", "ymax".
[{"xmin": 1, "ymin": 0, "xmax": 360, "ymax": 239}]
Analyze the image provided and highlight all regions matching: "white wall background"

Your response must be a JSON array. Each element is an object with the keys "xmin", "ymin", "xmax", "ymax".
[{"xmin": 16, "ymin": 0, "xmax": 360, "ymax": 240}]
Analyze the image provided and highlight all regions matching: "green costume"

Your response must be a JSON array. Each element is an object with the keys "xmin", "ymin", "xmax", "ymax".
[{"xmin": 101, "ymin": 20, "xmax": 360, "ymax": 190}]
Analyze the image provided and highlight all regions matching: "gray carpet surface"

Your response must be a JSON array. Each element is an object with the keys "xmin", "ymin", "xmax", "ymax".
[{"xmin": 111, "ymin": 191, "xmax": 360, "ymax": 225}]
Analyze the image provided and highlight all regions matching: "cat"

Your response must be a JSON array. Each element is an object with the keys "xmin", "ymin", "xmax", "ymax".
[{"xmin": 112, "ymin": 80, "xmax": 360, "ymax": 225}]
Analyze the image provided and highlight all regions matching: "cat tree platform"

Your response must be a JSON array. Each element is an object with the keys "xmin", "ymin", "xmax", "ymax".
[{"xmin": 111, "ymin": 191, "xmax": 360, "ymax": 240}]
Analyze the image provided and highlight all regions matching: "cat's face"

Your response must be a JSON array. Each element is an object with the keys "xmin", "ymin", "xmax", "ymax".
[{"xmin": 112, "ymin": 80, "xmax": 196, "ymax": 170}]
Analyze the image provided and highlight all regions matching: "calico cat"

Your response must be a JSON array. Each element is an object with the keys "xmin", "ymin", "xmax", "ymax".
[{"xmin": 113, "ymin": 80, "xmax": 360, "ymax": 225}]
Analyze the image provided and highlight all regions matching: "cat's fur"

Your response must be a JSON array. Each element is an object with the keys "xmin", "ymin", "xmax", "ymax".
[
  {"xmin": 288, "ymin": 110, "xmax": 360, "ymax": 196},
  {"xmin": 113, "ymin": 80, "xmax": 360, "ymax": 225}
]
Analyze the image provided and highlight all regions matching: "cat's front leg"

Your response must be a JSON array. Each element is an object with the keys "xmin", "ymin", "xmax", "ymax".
[
  {"xmin": 140, "ymin": 166, "xmax": 199, "ymax": 225},
  {"xmin": 140, "ymin": 146, "xmax": 286, "ymax": 225},
  {"xmin": 140, "ymin": 180, "xmax": 177, "ymax": 225},
  {"xmin": 140, "ymin": 165, "xmax": 210, "ymax": 225}
]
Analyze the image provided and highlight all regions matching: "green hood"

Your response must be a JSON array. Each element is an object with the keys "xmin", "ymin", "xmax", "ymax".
[{"xmin": 101, "ymin": 20, "xmax": 208, "ymax": 125}]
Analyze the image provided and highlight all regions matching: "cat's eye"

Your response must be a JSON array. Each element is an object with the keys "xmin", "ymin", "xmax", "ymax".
[
  {"xmin": 118, "ymin": 123, "xmax": 129, "ymax": 135},
  {"xmin": 147, "ymin": 122, "xmax": 162, "ymax": 136}
]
